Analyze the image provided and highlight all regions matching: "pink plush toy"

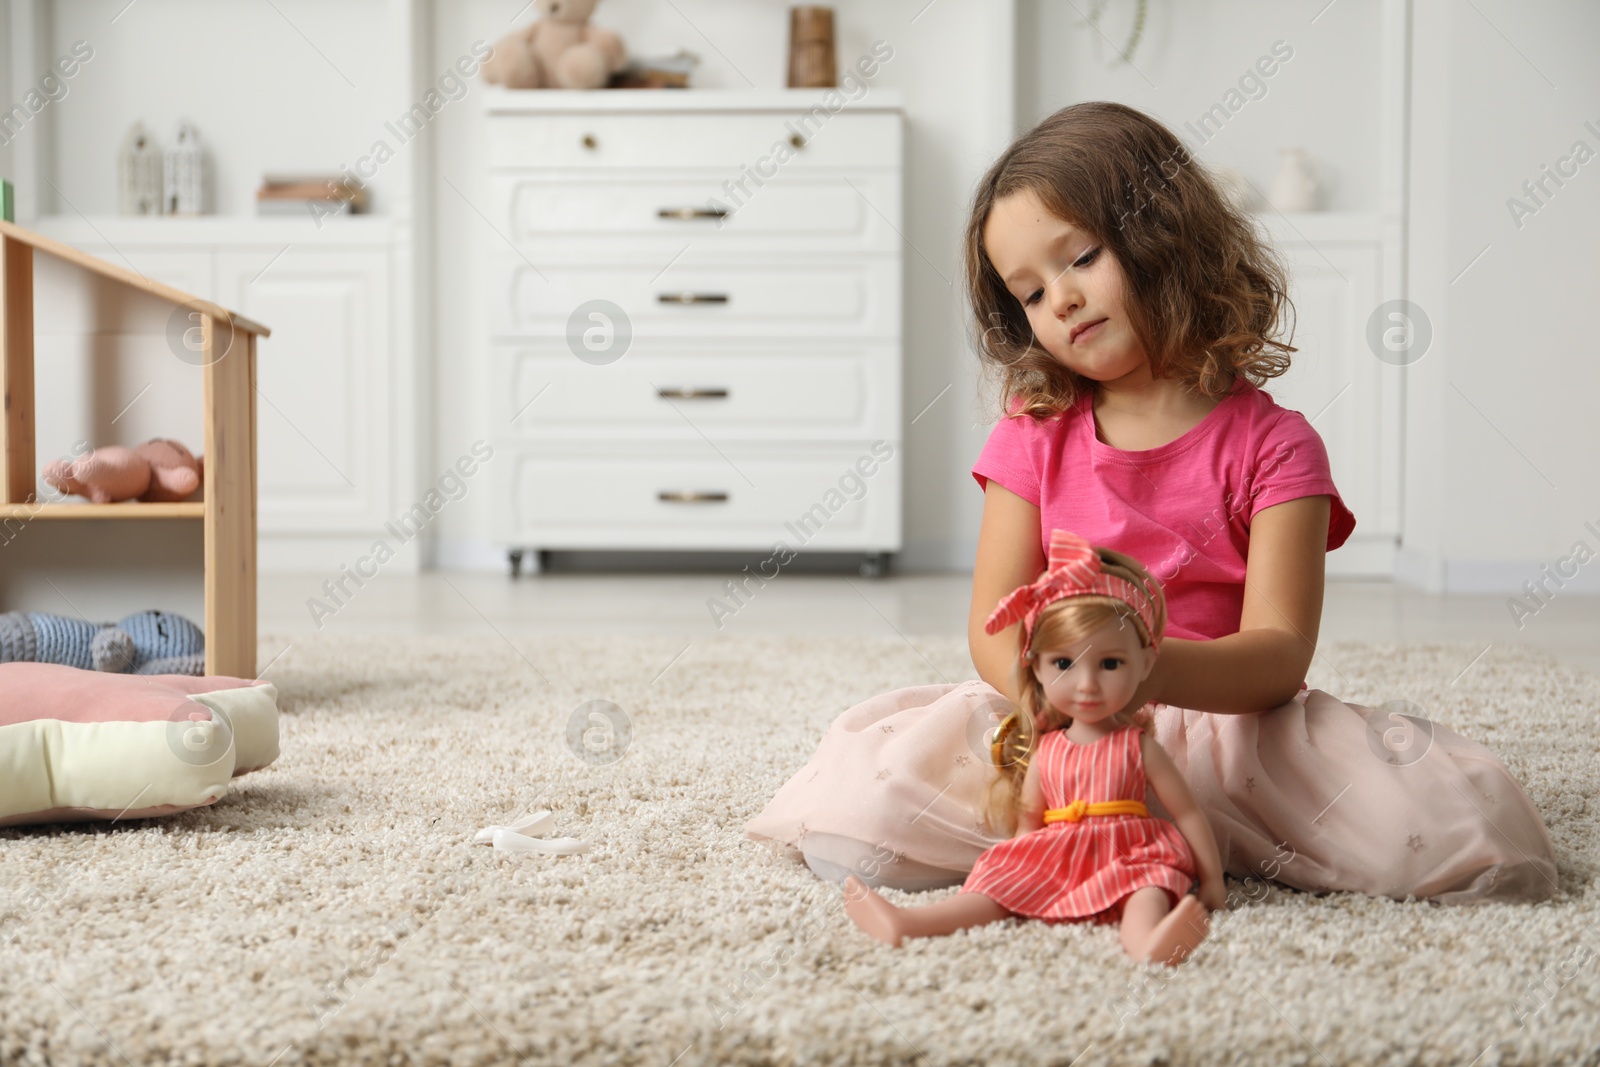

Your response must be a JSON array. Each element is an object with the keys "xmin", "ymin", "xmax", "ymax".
[
  {"xmin": 43, "ymin": 439, "xmax": 203, "ymax": 504},
  {"xmin": 481, "ymin": 0, "xmax": 626, "ymax": 90}
]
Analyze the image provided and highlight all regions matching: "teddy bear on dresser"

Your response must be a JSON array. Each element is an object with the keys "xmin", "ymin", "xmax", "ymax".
[{"xmin": 481, "ymin": 0, "xmax": 627, "ymax": 90}]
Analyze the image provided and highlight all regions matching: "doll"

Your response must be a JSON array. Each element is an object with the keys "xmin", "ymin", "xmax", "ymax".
[{"xmin": 842, "ymin": 529, "xmax": 1227, "ymax": 966}]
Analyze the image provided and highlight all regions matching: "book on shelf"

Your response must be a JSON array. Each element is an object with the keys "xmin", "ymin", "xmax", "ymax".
[
  {"xmin": 256, "ymin": 198, "xmax": 356, "ymax": 217},
  {"xmin": 255, "ymin": 173, "xmax": 367, "ymax": 216},
  {"xmin": 1, "ymin": 179, "xmax": 13, "ymax": 223},
  {"xmin": 607, "ymin": 49, "xmax": 700, "ymax": 89}
]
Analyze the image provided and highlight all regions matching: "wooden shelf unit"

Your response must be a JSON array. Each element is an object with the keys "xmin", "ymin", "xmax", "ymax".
[
  {"xmin": 0, "ymin": 502, "xmax": 207, "ymax": 520},
  {"xmin": 0, "ymin": 219, "xmax": 269, "ymax": 677}
]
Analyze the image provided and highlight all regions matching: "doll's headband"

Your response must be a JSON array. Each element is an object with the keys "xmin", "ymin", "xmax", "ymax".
[{"xmin": 982, "ymin": 529, "xmax": 1161, "ymax": 653}]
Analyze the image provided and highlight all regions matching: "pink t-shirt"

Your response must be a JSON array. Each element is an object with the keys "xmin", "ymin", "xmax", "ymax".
[{"xmin": 971, "ymin": 377, "xmax": 1356, "ymax": 642}]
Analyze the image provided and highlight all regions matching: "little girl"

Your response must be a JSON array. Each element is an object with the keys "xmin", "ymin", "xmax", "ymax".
[
  {"xmin": 843, "ymin": 531, "xmax": 1225, "ymax": 967},
  {"xmin": 746, "ymin": 101, "xmax": 1558, "ymax": 904}
]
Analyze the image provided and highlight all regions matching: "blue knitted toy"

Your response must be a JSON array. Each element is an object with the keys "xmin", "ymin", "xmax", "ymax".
[{"xmin": 0, "ymin": 610, "xmax": 205, "ymax": 675}]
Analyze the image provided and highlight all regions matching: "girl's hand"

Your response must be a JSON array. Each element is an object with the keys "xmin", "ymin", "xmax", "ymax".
[{"xmin": 1198, "ymin": 879, "xmax": 1228, "ymax": 912}]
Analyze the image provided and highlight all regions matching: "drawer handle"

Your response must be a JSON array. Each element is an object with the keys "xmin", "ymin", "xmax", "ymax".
[
  {"xmin": 658, "ymin": 292, "xmax": 729, "ymax": 305},
  {"xmin": 658, "ymin": 490, "xmax": 729, "ymax": 504},
  {"xmin": 658, "ymin": 206, "xmax": 730, "ymax": 220},
  {"xmin": 581, "ymin": 133, "xmax": 598, "ymax": 149},
  {"xmin": 656, "ymin": 387, "xmax": 729, "ymax": 400}
]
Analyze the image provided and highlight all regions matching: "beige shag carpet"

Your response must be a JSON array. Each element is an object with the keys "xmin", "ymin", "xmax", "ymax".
[{"xmin": 1, "ymin": 634, "xmax": 1597, "ymax": 1067}]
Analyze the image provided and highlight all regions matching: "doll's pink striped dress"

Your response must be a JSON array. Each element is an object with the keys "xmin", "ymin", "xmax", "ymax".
[{"xmin": 959, "ymin": 724, "xmax": 1196, "ymax": 924}]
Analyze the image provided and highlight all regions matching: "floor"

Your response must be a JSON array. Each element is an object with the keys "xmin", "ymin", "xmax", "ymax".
[
  {"xmin": 14, "ymin": 626, "xmax": 1595, "ymax": 1066},
  {"xmin": 259, "ymin": 571, "xmax": 1600, "ymax": 679}
]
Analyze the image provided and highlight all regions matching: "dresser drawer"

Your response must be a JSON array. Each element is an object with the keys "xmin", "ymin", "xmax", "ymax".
[
  {"xmin": 488, "ymin": 111, "xmax": 900, "ymax": 171},
  {"xmin": 491, "ymin": 259, "xmax": 900, "ymax": 340},
  {"xmin": 497, "ymin": 448, "xmax": 902, "ymax": 550},
  {"xmin": 494, "ymin": 344, "xmax": 897, "ymax": 440},
  {"xmin": 491, "ymin": 172, "xmax": 900, "ymax": 255}
]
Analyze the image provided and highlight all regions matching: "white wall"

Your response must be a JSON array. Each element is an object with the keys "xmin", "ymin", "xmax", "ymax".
[
  {"xmin": 1401, "ymin": 0, "xmax": 1600, "ymax": 596},
  {"xmin": 0, "ymin": 0, "xmax": 12, "ymax": 189},
  {"xmin": 427, "ymin": 0, "xmax": 1018, "ymax": 572},
  {"xmin": 1018, "ymin": 0, "xmax": 1384, "ymax": 212},
  {"xmin": 42, "ymin": 0, "xmax": 401, "ymax": 216},
  {"xmin": 1019, "ymin": 0, "xmax": 1600, "ymax": 595},
  {"xmin": 8, "ymin": 0, "xmax": 1595, "ymax": 592}
]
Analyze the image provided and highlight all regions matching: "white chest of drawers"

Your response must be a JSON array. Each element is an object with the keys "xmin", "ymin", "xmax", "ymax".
[{"xmin": 482, "ymin": 89, "xmax": 904, "ymax": 575}]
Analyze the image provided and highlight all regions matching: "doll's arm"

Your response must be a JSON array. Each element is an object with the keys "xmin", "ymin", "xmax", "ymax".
[
  {"xmin": 1141, "ymin": 733, "xmax": 1227, "ymax": 911},
  {"xmin": 1014, "ymin": 756, "xmax": 1047, "ymax": 837}
]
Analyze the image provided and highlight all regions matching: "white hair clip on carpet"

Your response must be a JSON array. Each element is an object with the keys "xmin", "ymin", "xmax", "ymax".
[{"xmin": 472, "ymin": 809, "xmax": 590, "ymax": 855}]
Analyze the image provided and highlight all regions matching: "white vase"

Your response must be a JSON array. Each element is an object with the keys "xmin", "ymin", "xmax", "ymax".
[
  {"xmin": 1211, "ymin": 164, "xmax": 1254, "ymax": 212},
  {"xmin": 1268, "ymin": 147, "xmax": 1318, "ymax": 213}
]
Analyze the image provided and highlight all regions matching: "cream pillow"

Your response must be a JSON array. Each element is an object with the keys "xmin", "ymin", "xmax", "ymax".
[{"xmin": 0, "ymin": 663, "xmax": 280, "ymax": 827}]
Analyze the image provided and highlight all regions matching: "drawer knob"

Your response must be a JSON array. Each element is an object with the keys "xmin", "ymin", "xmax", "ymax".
[
  {"xmin": 658, "ymin": 292, "xmax": 730, "ymax": 305},
  {"xmin": 658, "ymin": 205, "xmax": 730, "ymax": 220},
  {"xmin": 656, "ymin": 387, "xmax": 730, "ymax": 400},
  {"xmin": 658, "ymin": 490, "xmax": 729, "ymax": 504},
  {"xmin": 789, "ymin": 133, "xmax": 806, "ymax": 149},
  {"xmin": 581, "ymin": 133, "xmax": 598, "ymax": 150}
]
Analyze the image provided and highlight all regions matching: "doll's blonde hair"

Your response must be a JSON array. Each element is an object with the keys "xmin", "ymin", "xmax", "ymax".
[{"xmin": 982, "ymin": 545, "xmax": 1166, "ymax": 837}]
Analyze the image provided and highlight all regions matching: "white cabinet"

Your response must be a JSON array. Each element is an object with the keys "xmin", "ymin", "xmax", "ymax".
[
  {"xmin": 482, "ymin": 89, "xmax": 905, "ymax": 574},
  {"xmin": 218, "ymin": 247, "xmax": 392, "ymax": 531},
  {"xmin": 492, "ymin": 170, "xmax": 902, "ymax": 254},
  {"xmin": 491, "ymin": 258, "xmax": 900, "ymax": 339},
  {"xmin": 493, "ymin": 342, "xmax": 896, "ymax": 441},
  {"xmin": 504, "ymin": 447, "xmax": 897, "ymax": 550}
]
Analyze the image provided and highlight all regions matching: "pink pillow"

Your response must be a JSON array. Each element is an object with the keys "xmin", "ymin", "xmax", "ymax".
[{"xmin": 0, "ymin": 662, "xmax": 281, "ymax": 827}]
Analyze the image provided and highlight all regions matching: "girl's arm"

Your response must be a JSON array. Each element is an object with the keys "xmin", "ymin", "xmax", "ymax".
[
  {"xmin": 1015, "ymin": 753, "xmax": 1047, "ymax": 837},
  {"xmin": 969, "ymin": 481, "xmax": 1046, "ymax": 704},
  {"xmin": 1140, "ymin": 733, "xmax": 1226, "ymax": 910},
  {"xmin": 1126, "ymin": 496, "xmax": 1331, "ymax": 715}
]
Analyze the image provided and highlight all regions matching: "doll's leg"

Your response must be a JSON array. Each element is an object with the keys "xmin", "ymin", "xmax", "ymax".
[
  {"xmin": 841, "ymin": 875, "xmax": 1010, "ymax": 947},
  {"xmin": 1118, "ymin": 887, "xmax": 1209, "ymax": 966}
]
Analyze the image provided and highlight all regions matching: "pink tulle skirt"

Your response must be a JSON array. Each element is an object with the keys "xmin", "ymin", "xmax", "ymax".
[{"xmin": 743, "ymin": 679, "xmax": 1559, "ymax": 903}]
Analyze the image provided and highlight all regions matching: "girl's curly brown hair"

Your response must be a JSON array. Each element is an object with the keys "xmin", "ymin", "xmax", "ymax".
[{"xmin": 963, "ymin": 101, "xmax": 1296, "ymax": 418}]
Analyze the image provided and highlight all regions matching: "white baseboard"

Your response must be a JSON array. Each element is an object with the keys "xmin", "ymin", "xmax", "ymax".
[
  {"xmin": 1393, "ymin": 546, "xmax": 1446, "ymax": 593},
  {"xmin": 258, "ymin": 535, "xmax": 424, "ymax": 576},
  {"xmin": 274, "ymin": 533, "xmax": 1600, "ymax": 607},
  {"xmin": 892, "ymin": 538, "xmax": 976, "ymax": 574},
  {"xmin": 431, "ymin": 536, "xmax": 976, "ymax": 574},
  {"xmin": 433, "ymin": 537, "xmax": 510, "ymax": 573},
  {"xmin": 1394, "ymin": 546, "xmax": 1600, "ymax": 596},
  {"xmin": 1326, "ymin": 535, "xmax": 1398, "ymax": 580},
  {"xmin": 426, "ymin": 535, "xmax": 1599, "ymax": 596}
]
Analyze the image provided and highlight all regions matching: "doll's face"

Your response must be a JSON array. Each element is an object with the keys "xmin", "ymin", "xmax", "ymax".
[
  {"xmin": 984, "ymin": 187, "xmax": 1151, "ymax": 388},
  {"xmin": 1029, "ymin": 617, "xmax": 1156, "ymax": 725}
]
